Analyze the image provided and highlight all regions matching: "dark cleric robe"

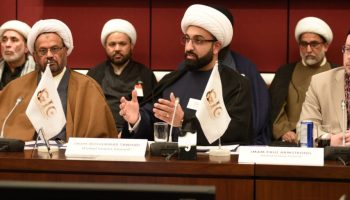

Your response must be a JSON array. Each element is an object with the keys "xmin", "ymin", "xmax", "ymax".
[
  {"xmin": 122, "ymin": 64, "xmax": 253, "ymax": 146},
  {"xmin": 87, "ymin": 59, "xmax": 157, "ymax": 131}
]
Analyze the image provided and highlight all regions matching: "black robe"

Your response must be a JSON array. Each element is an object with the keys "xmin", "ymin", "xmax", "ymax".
[
  {"xmin": 122, "ymin": 64, "xmax": 253, "ymax": 146},
  {"xmin": 269, "ymin": 61, "xmax": 339, "ymax": 138},
  {"xmin": 87, "ymin": 59, "xmax": 157, "ymax": 131},
  {"xmin": 230, "ymin": 51, "xmax": 271, "ymax": 145},
  {"xmin": 179, "ymin": 51, "xmax": 270, "ymax": 145}
]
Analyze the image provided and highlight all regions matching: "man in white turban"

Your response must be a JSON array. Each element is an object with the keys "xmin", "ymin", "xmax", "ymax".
[
  {"xmin": 270, "ymin": 16, "xmax": 337, "ymax": 144},
  {"xmin": 0, "ymin": 20, "xmax": 35, "ymax": 89},
  {"xmin": 178, "ymin": 6, "xmax": 271, "ymax": 145},
  {"xmin": 0, "ymin": 19, "xmax": 118, "ymax": 141},
  {"xmin": 87, "ymin": 19, "xmax": 157, "ymax": 134},
  {"xmin": 119, "ymin": 4, "xmax": 252, "ymax": 145}
]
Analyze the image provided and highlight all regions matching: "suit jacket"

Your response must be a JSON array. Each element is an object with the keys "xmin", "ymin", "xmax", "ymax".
[
  {"xmin": 0, "ymin": 69, "xmax": 118, "ymax": 141},
  {"xmin": 299, "ymin": 67, "xmax": 345, "ymax": 138}
]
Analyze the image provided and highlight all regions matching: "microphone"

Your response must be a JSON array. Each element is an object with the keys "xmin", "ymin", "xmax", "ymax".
[
  {"xmin": 341, "ymin": 100, "xmax": 346, "ymax": 146},
  {"xmin": 0, "ymin": 97, "xmax": 25, "ymax": 152},
  {"xmin": 169, "ymin": 97, "xmax": 180, "ymax": 142},
  {"xmin": 150, "ymin": 98, "xmax": 180, "ymax": 157}
]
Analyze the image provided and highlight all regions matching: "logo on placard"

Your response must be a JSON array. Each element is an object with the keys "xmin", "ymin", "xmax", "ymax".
[
  {"xmin": 205, "ymin": 89, "xmax": 222, "ymax": 119},
  {"xmin": 35, "ymin": 88, "xmax": 57, "ymax": 118}
]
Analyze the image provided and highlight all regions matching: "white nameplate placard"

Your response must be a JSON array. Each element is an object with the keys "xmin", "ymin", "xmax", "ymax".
[
  {"xmin": 238, "ymin": 146, "xmax": 324, "ymax": 166},
  {"xmin": 65, "ymin": 138, "xmax": 148, "ymax": 159}
]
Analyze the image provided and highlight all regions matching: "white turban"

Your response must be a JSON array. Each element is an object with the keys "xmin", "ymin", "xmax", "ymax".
[
  {"xmin": 27, "ymin": 19, "xmax": 74, "ymax": 56},
  {"xmin": 0, "ymin": 20, "xmax": 31, "ymax": 40},
  {"xmin": 295, "ymin": 17, "xmax": 333, "ymax": 44},
  {"xmin": 101, "ymin": 19, "xmax": 137, "ymax": 47},
  {"xmin": 181, "ymin": 4, "xmax": 233, "ymax": 49}
]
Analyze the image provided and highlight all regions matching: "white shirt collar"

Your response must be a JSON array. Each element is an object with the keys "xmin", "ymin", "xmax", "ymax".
[{"xmin": 53, "ymin": 67, "xmax": 66, "ymax": 88}]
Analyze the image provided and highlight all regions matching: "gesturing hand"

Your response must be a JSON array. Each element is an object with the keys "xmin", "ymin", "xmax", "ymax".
[{"xmin": 153, "ymin": 92, "xmax": 184, "ymax": 127}]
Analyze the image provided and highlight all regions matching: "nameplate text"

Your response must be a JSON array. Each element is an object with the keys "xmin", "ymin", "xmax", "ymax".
[
  {"xmin": 238, "ymin": 146, "xmax": 324, "ymax": 166},
  {"xmin": 65, "ymin": 138, "xmax": 148, "ymax": 159}
]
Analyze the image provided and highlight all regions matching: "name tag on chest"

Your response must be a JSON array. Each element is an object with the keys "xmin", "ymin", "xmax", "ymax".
[{"xmin": 187, "ymin": 98, "xmax": 200, "ymax": 110}]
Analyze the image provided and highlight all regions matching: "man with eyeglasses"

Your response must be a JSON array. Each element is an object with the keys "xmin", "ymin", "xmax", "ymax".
[
  {"xmin": 87, "ymin": 19, "xmax": 157, "ymax": 135},
  {"xmin": 270, "ymin": 17, "xmax": 338, "ymax": 144},
  {"xmin": 119, "ymin": 4, "xmax": 252, "ymax": 145},
  {"xmin": 0, "ymin": 19, "xmax": 118, "ymax": 141},
  {"xmin": 178, "ymin": 7, "xmax": 271, "ymax": 145},
  {"xmin": 300, "ymin": 30, "xmax": 350, "ymax": 146},
  {"xmin": 0, "ymin": 20, "xmax": 36, "ymax": 90}
]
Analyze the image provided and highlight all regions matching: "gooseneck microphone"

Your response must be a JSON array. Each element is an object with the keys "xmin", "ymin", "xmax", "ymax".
[
  {"xmin": 1, "ymin": 97, "xmax": 23, "ymax": 138},
  {"xmin": 342, "ymin": 100, "xmax": 346, "ymax": 146},
  {"xmin": 169, "ymin": 97, "xmax": 180, "ymax": 142},
  {"xmin": 0, "ymin": 97, "xmax": 25, "ymax": 152}
]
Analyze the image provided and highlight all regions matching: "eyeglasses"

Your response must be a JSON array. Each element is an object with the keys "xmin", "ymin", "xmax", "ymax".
[
  {"xmin": 299, "ymin": 41, "xmax": 324, "ymax": 49},
  {"xmin": 181, "ymin": 36, "xmax": 217, "ymax": 46},
  {"xmin": 35, "ymin": 46, "xmax": 65, "ymax": 57},
  {"xmin": 342, "ymin": 45, "xmax": 350, "ymax": 55}
]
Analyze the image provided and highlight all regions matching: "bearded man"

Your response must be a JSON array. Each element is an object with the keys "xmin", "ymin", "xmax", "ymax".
[
  {"xmin": 0, "ymin": 19, "xmax": 118, "ymax": 141},
  {"xmin": 270, "ymin": 17, "xmax": 338, "ymax": 143},
  {"xmin": 119, "ymin": 4, "xmax": 252, "ymax": 145},
  {"xmin": 88, "ymin": 19, "xmax": 157, "ymax": 134},
  {"xmin": 0, "ymin": 20, "xmax": 35, "ymax": 89}
]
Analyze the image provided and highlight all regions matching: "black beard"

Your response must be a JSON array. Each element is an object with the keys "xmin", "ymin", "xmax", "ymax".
[
  {"xmin": 184, "ymin": 49, "xmax": 213, "ymax": 71},
  {"xmin": 108, "ymin": 51, "xmax": 132, "ymax": 66}
]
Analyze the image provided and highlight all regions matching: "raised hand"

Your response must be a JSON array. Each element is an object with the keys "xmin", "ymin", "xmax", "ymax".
[
  {"xmin": 119, "ymin": 90, "xmax": 140, "ymax": 125},
  {"xmin": 153, "ymin": 92, "xmax": 184, "ymax": 127}
]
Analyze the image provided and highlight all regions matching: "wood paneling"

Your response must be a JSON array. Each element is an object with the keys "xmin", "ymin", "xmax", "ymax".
[
  {"xmin": 0, "ymin": 151, "xmax": 254, "ymax": 200},
  {"xmin": 289, "ymin": 0, "xmax": 350, "ymax": 68},
  {"xmin": 1, "ymin": 0, "xmax": 349, "ymax": 72},
  {"xmin": 16, "ymin": 0, "xmax": 150, "ymax": 69}
]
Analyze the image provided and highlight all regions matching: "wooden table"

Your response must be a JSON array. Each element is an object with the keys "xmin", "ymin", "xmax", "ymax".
[
  {"xmin": 0, "ymin": 150, "xmax": 254, "ymax": 200},
  {"xmin": 2, "ymin": 150, "xmax": 350, "ymax": 199},
  {"xmin": 255, "ymin": 160, "xmax": 350, "ymax": 200}
]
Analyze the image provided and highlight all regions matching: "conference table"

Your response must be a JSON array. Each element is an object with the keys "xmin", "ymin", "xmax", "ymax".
[
  {"xmin": 0, "ymin": 150, "xmax": 349, "ymax": 200},
  {"xmin": 0, "ymin": 150, "xmax": 253, "ymax": 200}
]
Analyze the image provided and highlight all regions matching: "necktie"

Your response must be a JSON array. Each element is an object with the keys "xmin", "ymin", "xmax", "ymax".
[{"xmin": 344, "ymin": 73, "xmax": 350, "ymax": 128}]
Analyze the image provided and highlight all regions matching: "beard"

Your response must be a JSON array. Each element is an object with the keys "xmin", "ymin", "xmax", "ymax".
[
  {"xmin": 184, "ymin": 48, "xmax": 213, "ymax": 71},
  {"xmin": 301, "ymin": 51, "xmax": 325, "ymax": 66},
  {"xmin": 108, "ymin": 51, "xmax": 132, "ymax": 67},
  {"xmin": 40, "ymin": 58, "xmax": 66, "ymax": 77},
  {"xmin": 2, "ymin": 50, "xmax": 24, "ymax": 63}
]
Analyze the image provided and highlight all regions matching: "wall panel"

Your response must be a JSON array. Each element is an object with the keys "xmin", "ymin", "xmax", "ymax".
[
  {"xmin": 289, "ymin": 0, "xmax": 350, "ymax": 67},
  {"xmin": 0, "ymin": 0, "xmax": 16, "ymax": 24},
  {"xmin": 17, "ymin": 0, "xmax": 150, "ymax": 69},
  {"xmin": 151, "ymin": 0, "xmax": 288, "ymax": 72},
  {"xmin": 2, "ymin": 0, "xmax": 349, "ymax": 72}
]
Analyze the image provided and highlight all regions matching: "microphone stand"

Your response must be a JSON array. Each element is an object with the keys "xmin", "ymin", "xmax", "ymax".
[
  {"xmin": 342, "ymin": 100, "xmax": 346, "ymax": 146},
  {"xmin": 39, "ymin": 128, "xmax": 53, "ymax": 158},
  {"xmin": 0, "ymin": 98, "xmax": 23, "ymax": 138},
  {"xmin": 0, "ymin": 97, "xmax": 25, "ymax": 152},
  {"xmin": 168, "ymin": 97, "xmax": 179, "ymax": 142}
]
